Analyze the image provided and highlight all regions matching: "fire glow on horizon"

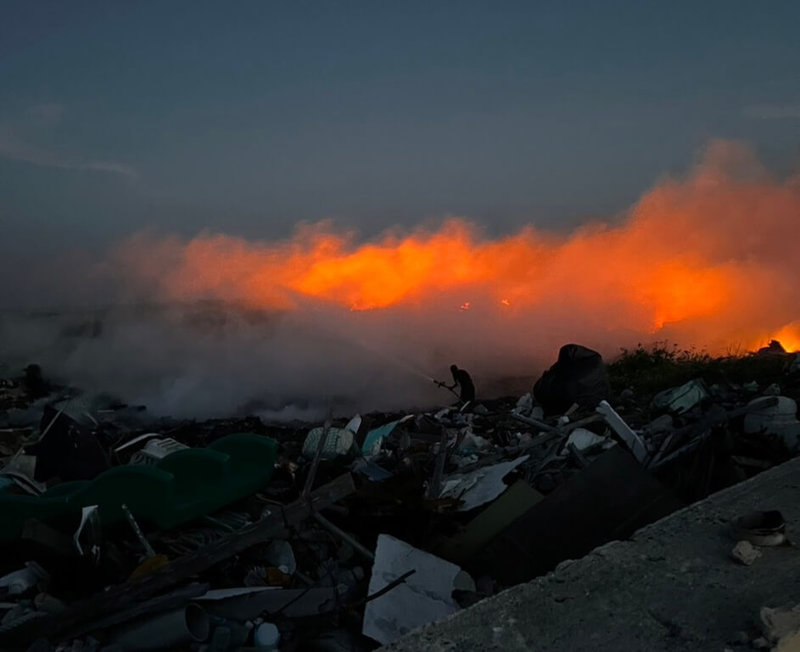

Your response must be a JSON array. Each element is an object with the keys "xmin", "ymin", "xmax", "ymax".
[{"xmin": 116, "ymin": 142, "xmax": 800, "ymax": 357}]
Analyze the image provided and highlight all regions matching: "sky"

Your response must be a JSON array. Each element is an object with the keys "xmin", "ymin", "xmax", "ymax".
[{"xmin": 1, "ymin": 0, "xmax": 800, "ymax": 303}]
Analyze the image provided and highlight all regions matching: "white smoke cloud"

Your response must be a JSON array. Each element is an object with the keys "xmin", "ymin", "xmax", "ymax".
[{"xmin": 3, "ymin": 141, "xmax": 800, "ymax": 420}]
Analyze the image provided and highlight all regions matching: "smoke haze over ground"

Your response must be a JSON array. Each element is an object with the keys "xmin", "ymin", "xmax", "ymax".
[{"xmin": 2, "ymin": 142, "xmax": 800, "ymax": 419}]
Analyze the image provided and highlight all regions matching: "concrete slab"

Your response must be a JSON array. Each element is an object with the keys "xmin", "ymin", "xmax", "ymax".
[{"xmin": 383, "ymin": 457, "xmax": 800, "ymax": 651}]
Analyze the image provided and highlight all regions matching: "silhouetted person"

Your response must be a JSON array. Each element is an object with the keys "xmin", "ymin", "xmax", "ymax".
[
  {"xmin": 757, "ymin": 339, "xmax": 786, "ymax": 355},
  {"xmin": 447, "ymin": 364, "xmax": 475, "ymax": 403},
  {"xmin": 23, "ymin": 364, "xmax": 49, "ymax": 399}
]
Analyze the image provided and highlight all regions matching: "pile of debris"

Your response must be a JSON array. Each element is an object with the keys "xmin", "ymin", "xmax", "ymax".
[{"xmin": 1, "ymin": 342, "xmax": 800, "ymax": 651}]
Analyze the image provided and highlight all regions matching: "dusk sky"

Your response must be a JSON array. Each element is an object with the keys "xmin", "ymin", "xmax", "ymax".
[{"xmin": 1, "ymin": 1, "xmax": 799, "ymax": 265}]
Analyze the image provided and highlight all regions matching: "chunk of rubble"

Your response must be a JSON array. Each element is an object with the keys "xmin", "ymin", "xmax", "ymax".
[
  {"xmin": 731, "ymin": 540, "xmax": 761, "ymax": 565},
  {"xmin": 761, "ymin": 603, "xmax": 800, "ymax": 645}
]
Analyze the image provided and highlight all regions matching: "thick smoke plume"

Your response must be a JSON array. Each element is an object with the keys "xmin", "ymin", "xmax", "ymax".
[{"xmin": 3, "ymin": 141, "xmax": 800, "ymax": 418}]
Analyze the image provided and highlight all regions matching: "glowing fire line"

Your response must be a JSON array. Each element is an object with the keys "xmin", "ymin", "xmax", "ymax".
[{"xmin": 116, "ymin": 142, "xmax": 800, "ymax": 355}]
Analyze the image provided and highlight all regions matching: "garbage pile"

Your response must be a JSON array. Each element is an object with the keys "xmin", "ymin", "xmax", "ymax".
[{"xmin": 1, "ymin": 342, "xmax": 800, "ymax": 651}]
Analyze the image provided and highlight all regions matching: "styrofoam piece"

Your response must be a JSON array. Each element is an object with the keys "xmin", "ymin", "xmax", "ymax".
[{"xmin": 363, "ymin": 534, "xmax": 462, "ymax": 645}]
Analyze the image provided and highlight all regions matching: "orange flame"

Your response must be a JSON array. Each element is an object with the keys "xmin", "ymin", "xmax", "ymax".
[{"xmin": 115, "ymin": 142, "xmax": 800, "ymax": 358}]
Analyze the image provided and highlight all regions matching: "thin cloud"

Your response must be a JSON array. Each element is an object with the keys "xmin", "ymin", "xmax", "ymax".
[
  {"xmin": 743, "ymin": 103, "xmax": 800, "ymax": 120},
  {"xmin": 26, "ymin": 103, "xmax": 64, "ymax": 127},
  {"xmin": 0, "ymin": 130, "xmax": 137, "ymax": 180},
  {"xmin": 0, "ymin": 104, "xmax": 137, "ymax": 180}
]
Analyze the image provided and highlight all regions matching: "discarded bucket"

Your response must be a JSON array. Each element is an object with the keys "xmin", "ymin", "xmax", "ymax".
[
  {"xmin": 733, "ymin": 510, "xmax": 786, "ymax": 547},
  {"xmin": 744, "ymin": 397, "xmax": 800, "ymax": 450}
]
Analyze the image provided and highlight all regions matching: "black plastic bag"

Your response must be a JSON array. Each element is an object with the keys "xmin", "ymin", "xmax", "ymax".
[{"xmin": 533, "ymin": 344, "xmax": 610, "ymax": 415}]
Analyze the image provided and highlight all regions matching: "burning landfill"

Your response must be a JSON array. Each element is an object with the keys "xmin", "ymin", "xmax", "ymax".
[
  {"xmin": 2, "ymin": 145, "xmax": 800, "ymax": 650},
  {"xmin": 2, "ymin": 335, "xmax": 800, "ymax": 651}
]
